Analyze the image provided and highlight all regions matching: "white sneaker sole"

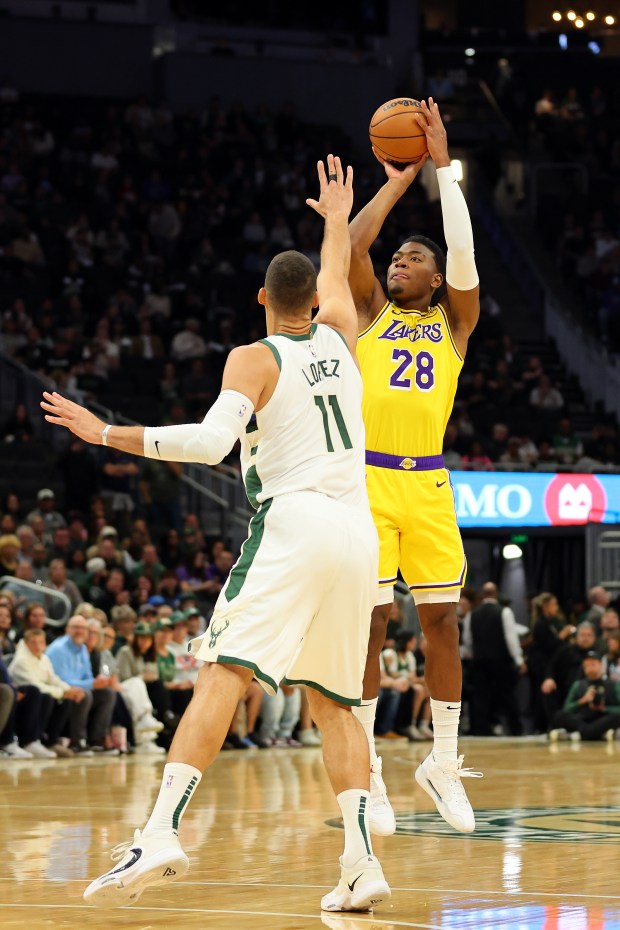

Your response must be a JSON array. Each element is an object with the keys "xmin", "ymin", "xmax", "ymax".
[
  {"xmin": 415, "ymin": 762, "xmax": 474, "ymax": 834},
  {"xmin": 369, "ymin": 807, "xmax": 396, "ymax": 837},
  {"xmin": 321, "ymin": 880, "xmax": 391, "ymax": 912},
  {"xmin": 84, "ymin": 849, "xmax": 189, "ymax": 907}
]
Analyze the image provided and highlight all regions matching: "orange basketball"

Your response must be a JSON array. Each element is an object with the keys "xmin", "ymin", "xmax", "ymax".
[{"xmin": 369, "ymin": 97, "xmax": 428, "ymax": 165}]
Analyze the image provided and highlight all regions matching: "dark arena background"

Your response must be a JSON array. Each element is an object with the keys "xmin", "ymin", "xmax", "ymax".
[{"xmin": 0, "ymin": 1, "xmax": 619, "ymax": 927}]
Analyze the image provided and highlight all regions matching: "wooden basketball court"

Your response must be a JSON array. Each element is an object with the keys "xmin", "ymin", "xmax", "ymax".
[{"xmin": 1, "ymin": 737, "xmax": 618, "ymax": 928}]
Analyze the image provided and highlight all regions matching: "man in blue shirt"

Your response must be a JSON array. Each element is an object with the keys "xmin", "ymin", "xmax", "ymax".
[{"xmin": 47, "ymin": 615, "xmax": 116, "ymax": 754}]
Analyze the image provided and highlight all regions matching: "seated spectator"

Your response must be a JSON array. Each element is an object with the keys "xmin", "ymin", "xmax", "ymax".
[
  {"xmin": 518, "ymin": 434, "xmax": 539, "ymax": 467},
  {"xmin": 0, "ymin": 403, "xmax": 34, "ymax": 443},
  {"xmin": 15, "ymin": 601, "xmax": 51, "ymax": 644},
  {"xmin": 382, "ymin": 629, "xmax": 433, "ymax": 741},
  {"xmin": 46, "ymin": 615, "xmax": 117, "ymax": 754},
  {"xmin": 116, "ymin": 621, "xmax": 178, "ymax": 736},
  {"xmin": 44, "ymin": 558, "xmax": 82, "ymax": 610},
  {"xmin": 176, "ymin": 550, "xmax": 221, "ymax": 600},
  {"xmin": 132, "ymin": 543, "xmax": 166, "ymax": 587},
  {"xmin": 0, "ymin": 651, "xmax": 63, "ymax": 759},
  {"xmin": 375, "ymin": 650, "xmax": 410, "ymax": 738},
  {"xmin": 461, "ymin": 440, "xmax": 494, "ymax": 471},
  {"xmin": 530, "ymin": 375, "xmax": 564, "ymax": 411},
  {"xmin": 541, "ymin": 621, "xmax": 598, "ymax": 722},
  {"xmin": 171, "ymin": 318, "xmax": 206, "ymax": 361},
  {"xmin": 604, "ymin": 632, "xmax": 620, "ymax": 682},
  {"xmin": 153, "ymin": 617, "xmax": 193, "ymax": 714},
  {"xmin": 487, "ymin": 422, "xmax": 510, "ymax": 461},
  {"xmin": 0, "ymin": 534, "xmax": 21, "ymax": 576},
  {"xmin": 94, "ymin": 567, "xmax": 130, "ymax": 615},
  {"xmin": 499, "ymin": 437, "xmax": 523, "ymax": 468},
  {"xmin": 0, "ymin": 602, "xmax": 16, "ymax": 657},
  {"xmin": 26, "ymin": 488, "xmax": 67, "ymax": 532},
  {"xmin": 549, "ymin": 651, "xmax": 620, "ymax": 742},
  {"xmin": 109, "ymin": 603, "xmax": 137, "ymax": 654},
  {"xmin": 8, "ymin": 628, "xmax": 86, "ymax": 757},
  {"xmin": 599, "ymin": 608, "xmax": 620, "ymax": 649},
  {"xmin": 528, "ymin": 592, "xmax": 575, "ymax": 733},
  {"xmin": 552, "ymin": 418, "xmax": 583, "ymax": 465},
  {"xmin": 158, "ymin": 569, "xmax": 182, "ymax": 605},
  {"xmin": 167, "ymin": 612, "xmax": 201, "ymax": 688}
]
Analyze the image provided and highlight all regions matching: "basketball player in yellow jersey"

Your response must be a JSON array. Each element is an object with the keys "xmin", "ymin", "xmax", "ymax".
[{"xmin": 349, "ymin": 99, "xmax": 483, "ymax": 836}]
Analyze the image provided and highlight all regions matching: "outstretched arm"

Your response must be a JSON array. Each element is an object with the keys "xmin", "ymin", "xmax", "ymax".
[
  {"xmin": 414, "ymin": 98, "xmax": 479, "ymax": 352},
  {"xmin": 306, "ymin": 154, "xmax": 358, "ymax": 355},
  {"xmin": 40, "ymin": 344, "xmax": 277, "ymax": 466},
  {"xmin": 348, "ymin": 154, "xmax": 427, "ymax": 322}
]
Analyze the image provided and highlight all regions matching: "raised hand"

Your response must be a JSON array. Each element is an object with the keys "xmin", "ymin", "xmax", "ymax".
[
  {"xmin": 41, "ymin": 391, "xmax": 106, "ymax": 444},
  {"xmin": 372, "ymin": 146, "xmax": 428, "ymax": 186},
  {"xmin": 306, "ymin": 154, "xmax": 353, "ymax": 220},
  {"xmin": 413, "ymin": 98, "xmax": 450, "ymax": 168}
]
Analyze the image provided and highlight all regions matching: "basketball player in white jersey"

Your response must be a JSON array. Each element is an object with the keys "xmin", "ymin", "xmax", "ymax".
[{"xmin": 41, "ymin": 155, "xmax": 390, "ymax": 914}]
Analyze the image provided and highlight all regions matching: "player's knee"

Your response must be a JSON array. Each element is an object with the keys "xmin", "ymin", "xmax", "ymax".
[{"xmin": 421, "ymin": 605, "xmax": 459, "ymax": 645}]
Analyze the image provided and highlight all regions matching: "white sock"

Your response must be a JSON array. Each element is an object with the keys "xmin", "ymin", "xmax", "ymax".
[
  {"xmin": 430, "ymin": 698, "xmax": 460, "ymax": 764},
  {"xmin": 337, "ymin": 789, "xmax": 373, "ymax": 867},
  {"xmin": 352, "ymin": 699, "xmax": 378, "ymax": 767},
  {"xmin": 143, "ymin": 762, "xmax": 202, "ymax": 837}
]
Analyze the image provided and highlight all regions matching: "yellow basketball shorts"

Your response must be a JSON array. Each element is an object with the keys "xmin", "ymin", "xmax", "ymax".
[{"xmin": 366, "ymin": 465, "xmax": 466, "ymax": 606}]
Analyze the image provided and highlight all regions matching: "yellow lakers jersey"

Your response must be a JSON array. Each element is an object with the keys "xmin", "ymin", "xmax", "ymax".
[{"xmin": 357, "ymin": 301, "xmax": 463, "ymax": 458}]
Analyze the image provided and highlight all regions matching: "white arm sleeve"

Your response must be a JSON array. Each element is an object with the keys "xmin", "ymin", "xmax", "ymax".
[
  {"xmin": 436, "ymin": 165, "xmax": 479, "ymax": 291},
  {"xmin": 501, "ymin": 606, "xmax": 524, "ymax": 667},
  {"xmin": 144, "ymin": 390, "xmax": 254, "ymax": 465}
]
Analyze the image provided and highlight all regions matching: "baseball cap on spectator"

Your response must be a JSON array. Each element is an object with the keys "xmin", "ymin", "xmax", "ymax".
[
  {"xmin": 134, "ymin": 621, "xmax": 154, "ymax": 636},
  {"xmin": 184, "ymin": 608, "xmax": 200, "ymax": 619},
  {"xmin": 139, "ymin": 603, "xmax": 158, "ymax": 617},
  {"xmin": 178, "ymin": 592, "xmax": 197, "ymax": 603},
  {"xmin": 584, "ymin": 650, "xmax": 602, "ymax": 660},
  {"xmin": 170, "ymin": 611, "xmax": 188, "ymax": 626},
  {"xmin": 153, "ymin": 617, "xmax": 173, "ymax": 631},
  {"xmin": 37, "ymin": 488, "xmax": 55, "ymax": 501},
  {"xmin": 86, "ymin": 557, "xmax": 106, "ymax": 574},
  {"xmin": 99, "ymin": 526, "xmax": 118, "ymax": 539},
  {"xmin": 148, "ymin": 595, "xmax": 166, "ymax": 606}
]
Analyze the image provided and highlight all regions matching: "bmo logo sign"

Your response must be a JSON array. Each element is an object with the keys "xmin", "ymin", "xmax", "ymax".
[
  {"xmin": 455, "ymin": 481, "xmax": 532, "ymax": 523},
  {"xmin": 544, "ymin": 474, "xmax": 607, "ymax": 526},
  {"xmin": 452, "ymin": 471, "xmax": 618, "ymax": 527}
]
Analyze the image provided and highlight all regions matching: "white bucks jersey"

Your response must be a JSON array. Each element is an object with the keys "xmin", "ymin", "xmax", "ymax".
[{"xmin": 241, "ymin": 323, "xmax": 366, "ymax": 508}]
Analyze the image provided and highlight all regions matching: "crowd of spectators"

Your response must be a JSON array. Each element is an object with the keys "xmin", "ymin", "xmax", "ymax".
[
  {"xmin": 530, "ymin": 80, "xmax": 620, "ymax": 352},
  {"xmin": 378, "ymin": 581, "xmax": 620, "ymax": 743},
  {"xmin": 0, "ymin": 485, "xmax": 323, "ymax": 759}
]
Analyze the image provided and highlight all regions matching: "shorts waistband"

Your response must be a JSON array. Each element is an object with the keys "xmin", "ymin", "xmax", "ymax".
[{"xmin": 365, "ymin": 452, "xmax": 445, "ymax": 472}]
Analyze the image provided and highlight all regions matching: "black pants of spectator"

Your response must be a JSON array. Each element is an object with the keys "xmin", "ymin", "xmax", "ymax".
[
  {"xmin": 551, "ymin": 710, "xmax": 620, "ymax": 740},
  {"xmin": 0, "ymin": 685, "xmax": 49, "ymax": 746},
  {"xmin": 0, "ymin": 683, "xmax": 14, "ymax": 736},
  {"xmin": 87, "ymin": 688, "xmax": 117, "ymax": 744},
  {"xmin": 112, "ymin": 692, "xmax": 135, "ymax": 746},
  {"xmin": 470, "ymin": 659, "xmax": 523, "ymax": 736},
  {"xmin": 146, "ymin": 680, "xmax": 192, "ymax": 724},
  {"xmin": 169, "ymin": 688, "xmax": 193, "ymax": 716},
  {"xmin": 46, "ymin": 697, "xmax": 79, "ymax": 746}
]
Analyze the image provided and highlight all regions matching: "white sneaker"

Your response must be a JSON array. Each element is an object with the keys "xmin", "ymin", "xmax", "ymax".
[
  {"xmin": 321, "ymin": 855, "xmax": 391, "ymax": 912},
  {"xmin": 0, "ymin": 741, "xmax": 34, "ymax": 759},
  {"xmin": 369, "ymin": 756, "xmax": 395, "ymax": 836},
  {"xmin": 24, "ymin": 741, "xmax": 57, "ymax": 759},
  {"xmin": 136, "ymin": 713, "xmax": 164, "ymax": 735},
  {"xmin": 570, "ymin": 731, "xmax": 582, "ymax": 743},
  {"xmin": 415, "ymin": 752, "xmax": 482, "ymax": 834},
  {"xmin": 405, "ymin": 724, "xmax": 423, "ymax": 741},
  {"xmin": 134, "ymin": 741, "xmax": 166, "ymax": 755},
  {"xmin": 548, "ymin": 728, "xmax": 569, "ymax": 743},
  {"xmin": 83, "ymin": 828, "xmax": 189, "ymax": 908},
  {"xmin": 298, "ymin": 728, "xmax": 322, "ymax": 746}
]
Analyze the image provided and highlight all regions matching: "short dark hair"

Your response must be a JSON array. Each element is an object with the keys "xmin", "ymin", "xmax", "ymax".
[
  {"xmin": 265, "ymin": 250, "xmax": 317, "ymax": 315},
  {"xmin": 401, "ymin": 235, "xmax": 446, "ymax": 299}
]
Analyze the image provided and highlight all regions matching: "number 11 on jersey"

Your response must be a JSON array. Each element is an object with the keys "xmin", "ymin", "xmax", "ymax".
[{"xmin": 314, "ymin": 395, "xmax": 353, "ymax": 452}]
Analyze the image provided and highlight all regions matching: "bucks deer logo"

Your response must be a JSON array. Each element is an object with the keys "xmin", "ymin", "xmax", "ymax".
[{"xmin": 208, "ymin": 617, "xmax": 230, "ymax": 648}]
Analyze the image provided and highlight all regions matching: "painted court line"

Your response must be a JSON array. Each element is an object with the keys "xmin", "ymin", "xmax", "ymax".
[{"xmin": 0, "ymin": 904, "xmax": 439, "ymax": 928}]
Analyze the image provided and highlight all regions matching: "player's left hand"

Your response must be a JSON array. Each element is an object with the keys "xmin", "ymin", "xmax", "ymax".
[
  {"xmin": 306, "ymin": 153, "xmax": 353, "ymax": 220},
  {"xmin": 413, "ymin": 98, "xmax": 450, "ymax": 168},
  {"xmin": 41, "ymin": 391, "xmax": 106, "ymax": 444}
]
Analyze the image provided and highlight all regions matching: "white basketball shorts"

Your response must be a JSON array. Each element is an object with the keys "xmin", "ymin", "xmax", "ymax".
[{"xmin": 191, "ymin": 490, "xmax": 378, "ymax": 705}]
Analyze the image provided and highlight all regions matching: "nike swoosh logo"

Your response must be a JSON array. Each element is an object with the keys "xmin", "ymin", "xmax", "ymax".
[
  {"xmin": 446, "ymin": 705, "xmax": 459, "ymax": 710},
  {"xmin": 347, "ymin": 874, "xmax": 363, "ymax": 892},
  {"xmin": 155, "ymin": 440, "xmax": 161, "ymax": 457},
  {"xmin": 110, "ymin": 848, "xmax": 142, "ymax": 874},
  {"xmin": 436, "ymin": 480, "xmax": 446, "ymax": 488}
]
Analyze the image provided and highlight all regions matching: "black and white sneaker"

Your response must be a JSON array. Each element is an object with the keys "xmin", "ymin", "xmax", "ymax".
[{"xmin": 83, "ymin": 828, "xmax": 189, "ymax": 907}]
